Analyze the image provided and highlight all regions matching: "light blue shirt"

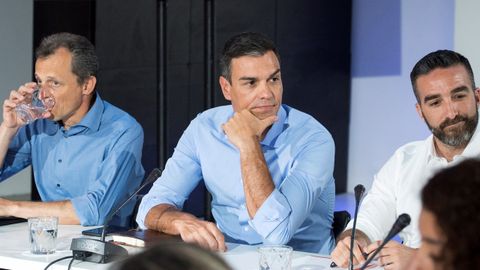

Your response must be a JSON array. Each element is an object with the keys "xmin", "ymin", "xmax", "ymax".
[
  {"xmin": 137, "ymin": 105, "xmax": 335, "ymax": 254},
  {"xmin": 0, "ymin": 94, "xmax": 145, "ymax": 227}
]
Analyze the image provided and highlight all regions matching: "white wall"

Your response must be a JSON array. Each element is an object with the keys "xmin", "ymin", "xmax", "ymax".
[
  {"xmin": 347, "ymin": 0, "xmax": 454, "ymax": 191},
  {"xmin": 455, "ymin": 0, "xmax": 480, "ymax": 86},
  {"xmin": 0, "ymin": 0, "xmax": 33, "ymax": 197}
]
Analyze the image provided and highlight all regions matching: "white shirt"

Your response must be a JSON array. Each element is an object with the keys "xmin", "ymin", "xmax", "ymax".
[{"xmin": 347, "ymin": 122, "xmax": 480, "ymax": 248}]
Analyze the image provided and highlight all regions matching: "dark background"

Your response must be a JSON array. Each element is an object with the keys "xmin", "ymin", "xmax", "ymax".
[{"xmin": 33, "ymin": 0, "xmax": 352, "ymax": 218}]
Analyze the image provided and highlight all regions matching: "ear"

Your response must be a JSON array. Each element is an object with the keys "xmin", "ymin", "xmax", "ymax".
[
  {"xmin": 82, "ymin": 76, "xmax": 97, "ymax": 95},
  {"xmin": 474, "ymin": 87, "xmax": 480, "ymax": 104},
  {"xmin": 219, "ymin": 76, "xmax": 232, "ymax": 101},
  {"xmin": 415, "ymin": 102, "xmax": 424, "ymax": 119}
]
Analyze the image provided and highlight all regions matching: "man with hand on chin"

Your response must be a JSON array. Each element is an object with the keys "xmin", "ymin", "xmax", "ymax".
[
  {"xmin": 137, "ymin": 32, "xmax": 336, "ymax": 254},
  {"xmin": 331, "ymin": 50, "xmax": 480, "ymax": 270}
]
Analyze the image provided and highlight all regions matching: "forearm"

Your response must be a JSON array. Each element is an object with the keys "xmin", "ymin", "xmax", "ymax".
[
  {"xmin": 0, "ymin": 123, "xmax": 19, "ymax": 168},
  {"xmin": 239, "ymin": 141, "xmax": 274, "ymax": 218},
  {"xmin": 144, "ymin": 204, "xmax": 198, "ymax": 235},
  {"xmin": 3, "ymin": 199, "xmax": 80, "ymax": 224}
]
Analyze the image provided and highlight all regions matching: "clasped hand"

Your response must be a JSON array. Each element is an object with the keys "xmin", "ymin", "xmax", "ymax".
[
  {"xmin": 331, "ymin": 237, "xmax": 416, "ymax": 270},
  {"xmin": 222, "ymin": 109, "xmax": 277, "ymax": 150},
  {"xmin": 174, "ymin": 218, "xmax": 226, "ymax": 252}
]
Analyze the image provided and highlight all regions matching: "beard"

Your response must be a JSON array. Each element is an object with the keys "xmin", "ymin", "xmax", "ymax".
[{"xmin": 425, "ymin": 110, "xmax": 478, "ymax": 148}]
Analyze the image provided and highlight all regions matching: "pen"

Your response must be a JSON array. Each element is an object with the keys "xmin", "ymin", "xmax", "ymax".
[{"xmin": 330, "ymin": 252, "xmax": 369, "ymax": 268}]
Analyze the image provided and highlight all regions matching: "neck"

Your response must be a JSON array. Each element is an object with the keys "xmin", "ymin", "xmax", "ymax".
[
  {"xmin": 433, "ymin": 137, "xmax": 466, "ymax": 162},
  {"xmin": 61, "ymin": 94, "xmax": 95, "ymax": 130}
]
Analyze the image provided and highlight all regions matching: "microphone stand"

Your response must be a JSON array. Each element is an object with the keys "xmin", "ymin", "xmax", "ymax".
[
  {"xmin": 349, "ymin": 184, "xmax": 366, "ymax": 270},
  {"xmin": 70, "ymin": 168, "xmax": 162, "ymax": 263}
]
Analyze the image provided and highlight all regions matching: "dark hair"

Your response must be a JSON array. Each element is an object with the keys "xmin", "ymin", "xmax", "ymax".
[
  {"xmin": 112, "ymin": 241, "xmax": 233, "ymax": 270},
  {"xmin": 422, "ymin": 158, "xmax": 480, "ymax": 270},
  {"xmin": 410, "ymin": 50, "xmax": 475, "ymax": 103},
  {"xmin": 219, "ymin": 32, "xmax": 280, "ymax": 83},
  {"xmin": 35, "ymin": 32, "xmax": 98, "ymax": 85}
]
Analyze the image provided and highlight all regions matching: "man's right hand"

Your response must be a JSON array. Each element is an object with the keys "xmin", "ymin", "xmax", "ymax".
[
  {"xmin": 331, "ymin": 236, "xmax": 368, "ymax": 268},
  {"xmin": 145, "ymin": 204, "xmax": 226, "ymax": 252},
  {"xmin": 172, "ymin": 218, "xmax": 226, "ymax": 252},
  {"xmin": 2, "ymin": 82, "xmax": 36, "ymax": 129}
]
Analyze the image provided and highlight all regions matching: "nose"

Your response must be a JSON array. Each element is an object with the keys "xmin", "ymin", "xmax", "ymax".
[
  {"xmin": 444, "ymin": 99, "xmax": 458, "ymax": 119},
  {"xmin": 258, "ymin": 82, "xmax": 274, "ymax": 99}
]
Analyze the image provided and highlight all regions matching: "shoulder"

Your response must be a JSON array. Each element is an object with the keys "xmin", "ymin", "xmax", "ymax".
[
  {"xmin": 377, "ymin": 139, "xmax": 430, "ymax": 176},
  {"xmin": 390, "ymin": 140, "xmax": 428, "ymax": 163},
  {"xmin": 101, "ymin": 101, "xmax": 143, "ymax": 136},
  {"xmin": 282, "ymin": 105, "xmax": 333, "ymax": 143},
  {"xmin": 189, "ymin": 105, "xmax": 233, "ymax": 131}
]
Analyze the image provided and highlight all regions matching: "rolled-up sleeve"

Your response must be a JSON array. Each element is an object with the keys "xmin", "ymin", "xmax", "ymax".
[
  {"xmin": 250, "ymin": 131, "xmax": 335, "ymax": 244},
  {"xmin": 0, "ymin": 127, "xmax": 33, "ymax": 181},
  {"xmin": 136, "ymin": 119, "xmax": 203, "ymax": 229}
]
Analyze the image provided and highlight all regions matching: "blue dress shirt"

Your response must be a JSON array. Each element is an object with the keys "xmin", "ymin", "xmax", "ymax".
[
  {"xmin": 0, "ymin": 94, "xmax": 145, "ymax": 227},
  {"xmin": 137, "ymin": 105, "xmax": 335, "ymax": 254}
]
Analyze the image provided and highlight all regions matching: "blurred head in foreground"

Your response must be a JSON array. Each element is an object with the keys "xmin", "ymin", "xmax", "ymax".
[
  {"xmin": 112, "ymin": 241, "xmax": 233, "ymax": 270},
  {"xmin": 415, "ymin": 158, "xmax": 480, "ymax": 270}
]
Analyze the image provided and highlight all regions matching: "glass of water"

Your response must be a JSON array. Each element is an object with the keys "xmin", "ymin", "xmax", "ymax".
[
  {"xmin": 28, "ymin": 216, "xmax": 58, "ymax": 255},
  {"xmin": 258, "ymin": 245, "xmax": 293, "ymax": 270},
  {"xmin": 15, "ymin": 86, "xmax": 55, "ymax": 124}
]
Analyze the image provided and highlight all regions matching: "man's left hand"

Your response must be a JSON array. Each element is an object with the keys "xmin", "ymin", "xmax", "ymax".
[
  {"xmin": 365, "ymin": 240, "xmax": 417, "ymax": 270},
  {"xmin": 222, "ymin": 109, "xmax": 277, "ymax": 150}
]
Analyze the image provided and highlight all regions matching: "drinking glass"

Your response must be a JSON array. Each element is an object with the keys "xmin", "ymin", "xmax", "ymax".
[
  {"xmin": 28, "ymin": 216, "xmax": 58, "ymax": 255},
  {"xmin": 15, "ymin": 86, "xmax": 55, "ymax": 124},
  {"xmin": 258, "ymin": 245, "xmax": 293, "ymax": 270}
]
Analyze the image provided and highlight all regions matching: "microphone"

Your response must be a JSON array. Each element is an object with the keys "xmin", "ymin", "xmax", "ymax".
[
  {"xmin": 359, "ymin": 213, "xmax": 411, "ymax": 270},
  {"xmin": 70, "ymin": 168, "xmax": 162, "ymax": 263},
  {"xmin": 348, "ymin": 184, "xmax": 366, "ymax": 270}
]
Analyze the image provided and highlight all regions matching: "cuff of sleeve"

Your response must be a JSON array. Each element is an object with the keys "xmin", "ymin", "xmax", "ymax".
[
  {"xmin": 71, "ymin": 196, "xmax": 97, "ymax": 226},
  {"xmin": 249, "ymin": 189, "xmax": 291, "ymax": 238},
  {"xmin": 136, "ymin": 194, "xmax": 174, "ymax": 230}
]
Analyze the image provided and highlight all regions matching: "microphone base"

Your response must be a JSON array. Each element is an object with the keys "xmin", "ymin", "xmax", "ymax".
[{"xmin": 70, "ymin": 237, "xmax": 128, "ymax": 264}]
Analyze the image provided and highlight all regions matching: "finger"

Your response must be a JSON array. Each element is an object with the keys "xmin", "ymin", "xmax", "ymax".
[
  {"xmin": 366, "ymin": 240, "xmax": 381, "ymax": 254},
  {"xmin": 333, "ymin": 238, "xmax": 354, "ymax": 268},
  {"xmin": 259, "ymin": 115, "xmax": 277, "ymax": 129},
  {"xmin": 17, "ymin": 84, "xmax": 36, "ymax": 95},
  {"xmin": 377, "ymin": 251, "xmax": 392, "ymax": 268},
  {"xmin": 352, "ymin": 242, "xmax": 366, "ymax": 265},
  {"xmin": 4, "ymin": 100, "xmax": 18, "ymax": 110},
  {"xmin": 196, "ymin": 225, "xmax": 220, "ymax": 251},
  {"xmin": 41, "ymin": 111, "xmax": 52, "ymax": 119},
  {"xmin": 182, "ymin": 229, "xmax": 211, "ymax": 250},
  {"xmin": 9, "ymin": 90, "xmax": 24, "ymax": 102},
  {"xmin": 206, "ymin": 222, "xmax": 226, "ymax": 252}
]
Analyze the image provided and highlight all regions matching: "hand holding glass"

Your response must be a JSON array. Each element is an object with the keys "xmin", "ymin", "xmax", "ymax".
[{"xmin": 15, "ymin": 86, "xmax": 55, "ymax": 124}]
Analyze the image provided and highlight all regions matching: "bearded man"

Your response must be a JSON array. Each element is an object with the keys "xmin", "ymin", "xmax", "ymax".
[{"xmin": 331, "ymin": 50, "xmax": 480, "ymax": 270}]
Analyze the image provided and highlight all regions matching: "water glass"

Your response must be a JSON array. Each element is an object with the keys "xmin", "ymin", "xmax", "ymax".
[
  {"xmin": 28, "ymin": 216, "xmax": 58, "ymax": 255},
  {"xmin": 258, "ymin": 245, "xmax": 293, "ymax": 270},
  {"xmin": 15, "ymin": 86, "xmax": 55, "ymax": 124}
]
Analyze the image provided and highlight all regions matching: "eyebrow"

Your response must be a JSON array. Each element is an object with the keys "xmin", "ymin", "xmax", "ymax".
[
  {"xmin": 267, "ymin": 69, "xmax": 281, "ymax": 80},
  {"xmin": 238, "ymin": 69, "xmax": 281, "ymax": 82},
  {"xmin": 423, "ymin": 86, "xmax": 470, "ymax": 103}
]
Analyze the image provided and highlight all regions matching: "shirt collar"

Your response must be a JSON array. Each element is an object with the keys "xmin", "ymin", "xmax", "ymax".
[
  {"xmin": 261, "ymin": 105, "xmax": 287, "ymax": 147},
  {"xmin": 59, "ymin": 93, "xmax": 104, "ymax": 136}
]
